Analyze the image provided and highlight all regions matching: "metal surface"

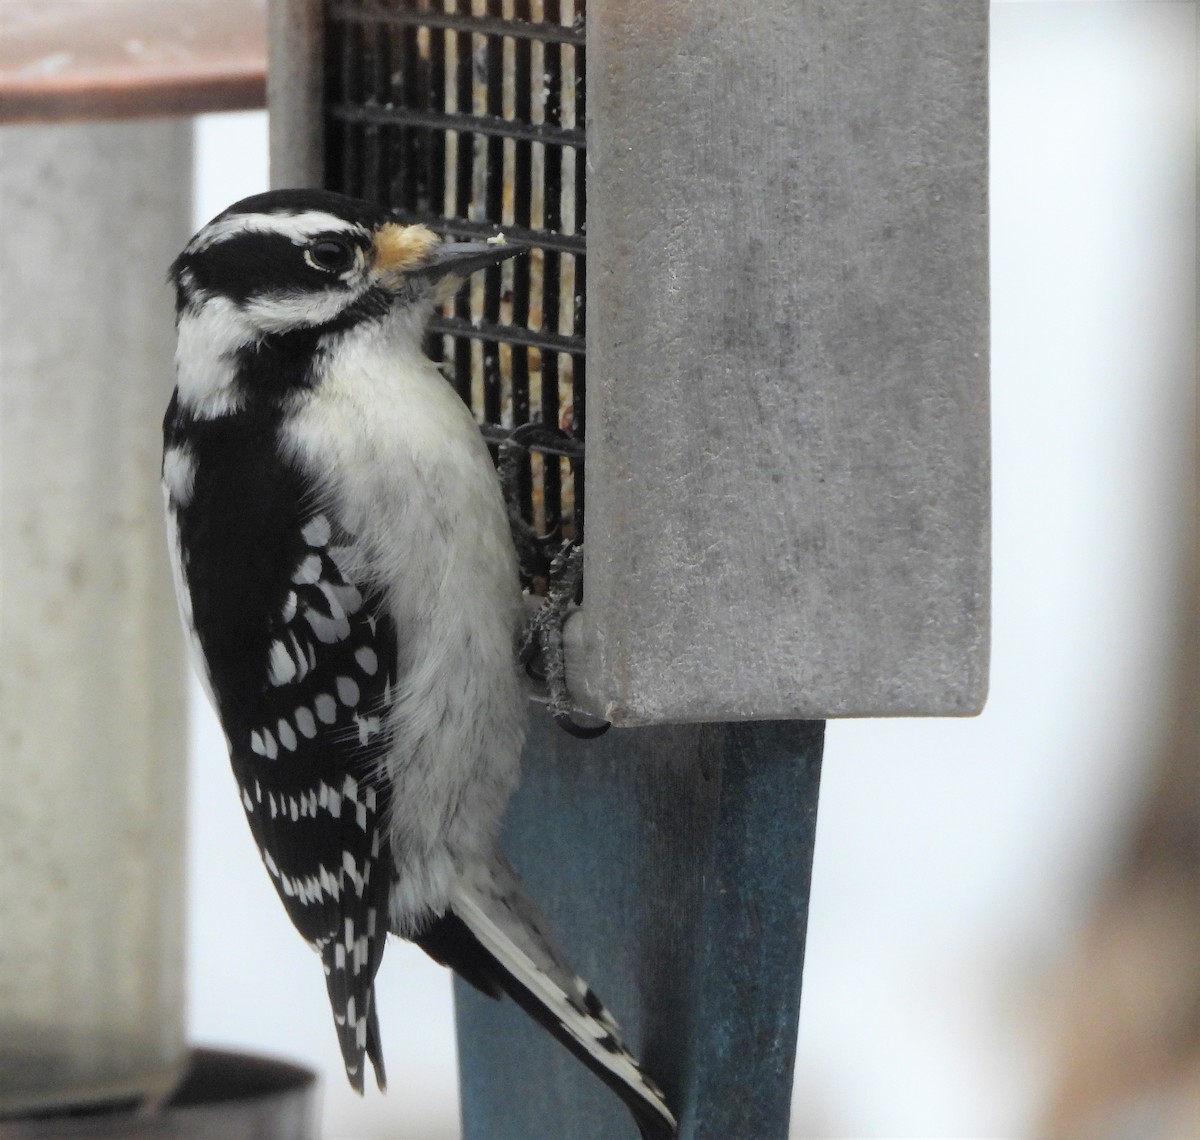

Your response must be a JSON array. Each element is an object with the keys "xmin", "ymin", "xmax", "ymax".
[
  {"xmin": 268, "ymin": 0, "xmax": 324, "ymax": 188},
  {"xmin": 323, "ymin": 0, "xmax": 589, "ymax": 550},
  {"xmin": 0, "ymin": 0, "xmax": 265, "ymax": 124},
  {"xmin": 456, "ymin": 711, "xmax": 824, "ymax": 1140},
  {"xmin": 0, "ymin": 119, "xmax": 190, "ymax": 1118},
  {"xmin": 0, "ymin": 1050, "xmax": 318, "ymax": 1139},
  {"xmin": 579, "ymin": 0, "xmax": 990, "ymax": 723},
  {"xmin": 275, "ymin": 0, "xmax": 993, "ymax": 725}
]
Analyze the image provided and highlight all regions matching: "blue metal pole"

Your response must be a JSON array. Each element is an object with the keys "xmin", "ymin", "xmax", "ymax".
[{"xmin": 456, "ymin": 709, "xmax": 824, "ymax": 1139}]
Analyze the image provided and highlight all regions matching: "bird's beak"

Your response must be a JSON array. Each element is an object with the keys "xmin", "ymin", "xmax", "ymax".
[
  {"xmin": 372, "ymin": 222, "xmax": 524, "ymax": 291},
  {"xmin": 411, "ymin": 240, "xmax": 523, "ymax": 283}
]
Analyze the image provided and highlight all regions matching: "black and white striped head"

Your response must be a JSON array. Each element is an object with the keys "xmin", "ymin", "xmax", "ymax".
[{"xmin": 169, "ymin": 189, "xmax": 518, "ymax": 416}]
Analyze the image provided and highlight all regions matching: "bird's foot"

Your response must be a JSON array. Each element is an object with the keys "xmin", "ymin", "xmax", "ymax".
[
  {"xmin": 499, "ymin": 422, "xmax": 573, "ymax": 583},
  {"xmin": 521, "ymin": 540, "xmax": 610, "ymax": 739}
]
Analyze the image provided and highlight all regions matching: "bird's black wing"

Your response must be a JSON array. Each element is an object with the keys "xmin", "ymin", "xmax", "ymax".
[{"xmin": 166, "ymin": 401, "xmax": 395, "ymax": 1091}]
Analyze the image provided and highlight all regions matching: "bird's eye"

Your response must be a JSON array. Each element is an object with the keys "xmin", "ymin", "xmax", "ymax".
[{"xmin": 305, "ymin": 239, "xmax": 356, "ymax": 274}]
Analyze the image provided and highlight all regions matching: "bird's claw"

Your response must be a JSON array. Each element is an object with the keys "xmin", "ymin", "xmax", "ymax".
[
  {"xmin": 502, "ymin": 424, "xmax": 604, "ymax": 736},
  {"xmin": 503, "ymin": 421, "xmax": 573, "ymax": 454},
  {"xmin": 500, "ymin": 423, "xmax": 576, "ymax": 583},
  {"xmin": 525, "ymin": 540, "xmax": 610, "ymax": 739},
  {"xmin": 554, "ymin": 709, "xmax": 611, "ymax": 740}
]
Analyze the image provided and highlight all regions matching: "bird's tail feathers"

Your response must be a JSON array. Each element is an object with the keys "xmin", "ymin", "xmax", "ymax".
[
  {"xmin": 322, "ymin": 936, "xmax": 387, "ymax": 1094},
  {"xmin": 428, "ymin": 856, "xmax": 676, "ymax": 1140}
]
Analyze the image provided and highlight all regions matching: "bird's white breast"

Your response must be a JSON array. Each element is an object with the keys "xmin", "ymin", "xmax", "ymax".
[{"xmin": 281, "ymin": 310, "xmax": 526, "ymax": 932}]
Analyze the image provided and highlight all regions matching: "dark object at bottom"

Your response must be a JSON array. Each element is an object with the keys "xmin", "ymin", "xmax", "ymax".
[
  {"xmin": 457, "ymin": 708, "xmax": 824, "ymax": 1140},
  {"xmin": 0, "ymin": 1050, "xmax": 318, "ymax": 1139}
]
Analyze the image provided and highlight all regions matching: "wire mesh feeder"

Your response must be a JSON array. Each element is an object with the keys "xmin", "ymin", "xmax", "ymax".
[{"xmin": 325, "ymin": 0, "xmax": 588, "ymax": 576}]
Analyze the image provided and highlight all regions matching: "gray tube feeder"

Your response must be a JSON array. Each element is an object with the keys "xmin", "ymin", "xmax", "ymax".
[
  {"xmin": 269, "ymin": 0, "xmax": 989, "ymax": 1136},
  {"xmin": 0, "ymin": 118, "xmax": 191, "ymax": 1120}
]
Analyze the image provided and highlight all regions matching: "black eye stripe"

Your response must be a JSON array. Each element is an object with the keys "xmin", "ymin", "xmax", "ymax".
[
  {"xmin": 175, "ymin": 231, "xmax": 365, "ymax": 304},
  {"xmin": 175, "ymin": 233, "xmax": 313, "ymax": 303}
]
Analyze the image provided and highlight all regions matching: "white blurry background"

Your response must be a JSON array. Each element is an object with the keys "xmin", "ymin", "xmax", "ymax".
[{"xmin": 186, "ymin": 3, "xmax": 1196, "ymax": 1137}]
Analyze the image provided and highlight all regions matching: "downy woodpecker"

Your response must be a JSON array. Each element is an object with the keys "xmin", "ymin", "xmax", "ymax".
[{"xmin": 162, "ymin": 189, "xmax": 674, "ymax": 1138}]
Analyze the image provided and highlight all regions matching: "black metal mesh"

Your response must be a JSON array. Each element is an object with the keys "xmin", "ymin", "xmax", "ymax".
[{"xmin": 324, "ymin": 0, "xmax": 587, "ymax": 555}]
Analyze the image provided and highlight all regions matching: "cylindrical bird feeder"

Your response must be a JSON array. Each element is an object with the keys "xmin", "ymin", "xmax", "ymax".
[{"xmin": 0, "ymin": 119, "xmax": 191, "ymax": 1119}]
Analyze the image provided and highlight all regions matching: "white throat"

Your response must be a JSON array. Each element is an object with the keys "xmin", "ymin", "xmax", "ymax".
[{"xmin": 174, "ymin": 296, "xmax": 256, "ymax": 419}]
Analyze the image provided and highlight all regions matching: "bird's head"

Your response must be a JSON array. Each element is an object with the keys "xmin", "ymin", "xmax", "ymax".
[
  {"xmin": 171, "ymin": 188, "xmax": 519, "ymax": 335},
  {"xmin": 169, "ymin": 189, "xmax": 520, "ymax": 417}
]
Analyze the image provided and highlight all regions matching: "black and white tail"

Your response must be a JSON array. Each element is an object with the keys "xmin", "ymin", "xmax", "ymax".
[
  {"xmin": 415, "ymin": 856, "xmax": 677, "ymax": 1140},
  {"xmin": 321, "ymin": 930, "xmax": 387, "ymax": 1094}
]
